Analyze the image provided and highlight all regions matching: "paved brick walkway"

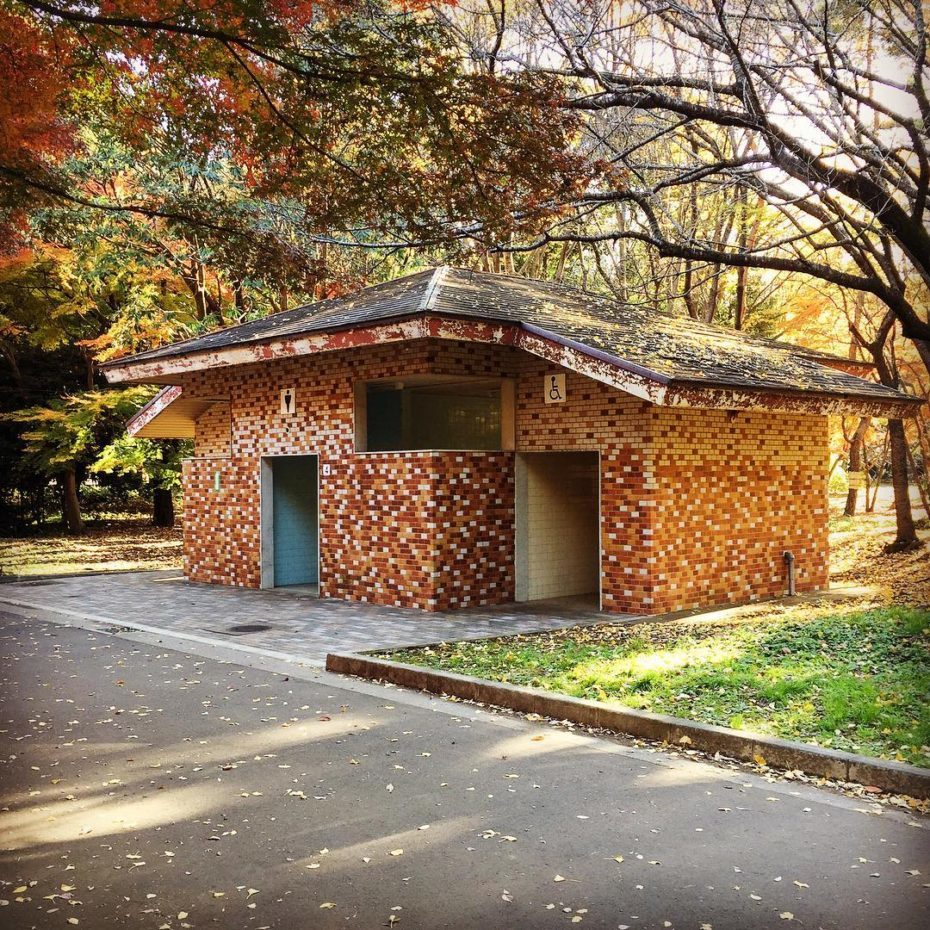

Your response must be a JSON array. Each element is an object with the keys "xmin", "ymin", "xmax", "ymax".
[{"xmin": 0, "ymin": 570, "xmax": 626, "ymax": 664}]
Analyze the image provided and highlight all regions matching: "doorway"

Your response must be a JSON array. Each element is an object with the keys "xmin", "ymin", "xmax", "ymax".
[
  {"xmin": 515, "ymin": 451, "xmax": 600, "ymax": 604},
  {"xmin": 261, "ymin": 455, "xmax": 319, "ymax": 591}
]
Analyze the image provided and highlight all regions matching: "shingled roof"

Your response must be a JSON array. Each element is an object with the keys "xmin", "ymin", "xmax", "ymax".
[{"xmin": 103, "ymin": 266, "xmax": 918, "ymax": 415}]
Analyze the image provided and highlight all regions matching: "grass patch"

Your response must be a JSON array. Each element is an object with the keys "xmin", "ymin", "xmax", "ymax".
[{"xmin": 384, "ymin": 606, "xmax": 930, "ymax": 768}]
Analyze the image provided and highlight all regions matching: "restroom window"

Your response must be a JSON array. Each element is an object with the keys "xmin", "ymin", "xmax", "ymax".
[{"xmin": 355, "ymin": 376, "xmax": 513, "ymax": 452}]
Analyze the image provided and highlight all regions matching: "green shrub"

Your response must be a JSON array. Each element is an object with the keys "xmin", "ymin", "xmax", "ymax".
[{"xmin": 829, "ymin": 459, "xmax": 849, "ymax": 495}]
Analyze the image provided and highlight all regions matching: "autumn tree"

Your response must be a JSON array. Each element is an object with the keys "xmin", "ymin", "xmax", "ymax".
[
  {"xmin": 470, "ymin": 1, "xmax": 929, "ymax": 369},
  {"xmin": 3, "ymin": 387, "xmax": 154, "ymax": 533},
  {"xmin": 92, "ymin": 436, "xmax": 189, "ymax": 528},
  {"xmin": 0, "ymin": 1, "xmax": 597, "ymax": 528},
  {"xmin": 1, "ymin": 1, "xmax": 589, "ymax": 261},
  {"xmin": 440, "ymin": 0, "xmax": 927, "ymax": 547}
]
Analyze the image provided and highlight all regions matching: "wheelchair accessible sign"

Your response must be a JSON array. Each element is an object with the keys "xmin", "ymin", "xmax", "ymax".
[{"xmin": 545, "ymin": 373, "xmax": 566, "ymax": 404}]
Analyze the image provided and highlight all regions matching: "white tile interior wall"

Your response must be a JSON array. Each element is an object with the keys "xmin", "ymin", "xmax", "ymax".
[{"xmin": 518, "ymin": 452, "xmax": 599, "ymax": 601}]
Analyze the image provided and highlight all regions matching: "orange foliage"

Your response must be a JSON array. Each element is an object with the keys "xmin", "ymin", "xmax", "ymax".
[{"xmin": 0, "ymin": 7, "xmax": 76, "ymax": 167}]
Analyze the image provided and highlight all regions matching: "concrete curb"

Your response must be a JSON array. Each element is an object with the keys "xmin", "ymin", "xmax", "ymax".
[{"xmin": 326, "ymin": 651, "xmax": 930, "ymax": 800}]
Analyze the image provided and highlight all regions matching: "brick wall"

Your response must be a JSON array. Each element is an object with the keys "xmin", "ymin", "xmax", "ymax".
[
  {"xmin": 183, "ymin": 340, "xmax": 517, "ymax": 608},
  {"xmin": 323, "ymin": 451, "xmax": 514, "ymax": 609},
  {"xmin": 193, "ymin": 402, "xmax": 231, "ymax": 457},
  {"xmin": 650, "ymin": 408, "xmax": 829, "ymax": 612},
  {"xmin": 177, "ymin": 338, "xmax": 829, "ymax": 614}
]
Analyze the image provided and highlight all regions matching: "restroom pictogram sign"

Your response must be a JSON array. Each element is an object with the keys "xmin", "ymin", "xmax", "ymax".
[
  {"xmin": 544, "ymin": 373, "xmax": 566, "ymax": 404},
  {"xmin": 280, "ymin": 387, "xmax": 296, "ymax": 415}
]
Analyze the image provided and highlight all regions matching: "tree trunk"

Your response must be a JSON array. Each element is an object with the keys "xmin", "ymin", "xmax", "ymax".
[
  {"xmin": 734, "ymin": 265, "xmax": 747, "ymax": 330},
  {"xmin": 84, "ymin": 351, "xmax": 95, "ymax": 389},
  {"xmin": 61, "ymin": 469, "xmax": 84, "ymax": 535},
  {"xmin": 734, "ymin": 185, "xmax": 748, "ymax": 330},
  {"xmin": 844, "ymin": 416, "xmax": 870, "ymax": 516},
  {"xmin": 233, "ymin": 277, "xmax": 247, "ymax": 317},
  {"xmin": 915, "ymin": 338, "xmax": 930, "ymax": 381},
  {"xmin": 152, "ymin": 487, "xmax": 175, "ymax": 528},
  {"xmin": 555, "ymin": 242, "xmax": 569, "ymax": 283},
  {"xmin": 886, "ymin": 419, "xmax": 919, "ymax": 550},
  {"xmin": 858, "ymin": 314, "xmax": 919, "ymax": 548},
  {"xmin": 682, "ymin": 258, "xmax": 697, "ymax": 319},
  {"xmin": 905, "ymin": 441, "xmax": 930, "ymax": 520}
]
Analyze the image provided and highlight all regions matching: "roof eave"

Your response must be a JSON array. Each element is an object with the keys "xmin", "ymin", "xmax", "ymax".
[
  {"xmin": 103, "ymin": 310, "xmax": 916, "ymax": 418},
  {"xmin": 127, "ymin": 385, "xmax": 228, "ymax": 438},
  {"xmin": 665, "ymin": 379, "xmax": 922, "ymax": 419}
]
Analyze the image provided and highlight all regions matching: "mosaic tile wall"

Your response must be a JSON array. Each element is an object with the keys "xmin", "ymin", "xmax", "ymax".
[
  {"xmin": 649, "ymin": 408, "xmax": 830, "ymax": 611},
  {"xmin": 178, "ymin": 338, "xmax": 829, "ymax": 613},
  {"xmin": 183, "ymin": 341, "xmax": 516, "ymax": 608},
  {"xmin": 512, "ymin": 362, "xmax": 656, "ymax": 613}
]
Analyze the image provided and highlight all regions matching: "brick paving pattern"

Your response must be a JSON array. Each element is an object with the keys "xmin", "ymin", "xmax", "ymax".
[{"xmin": 0, "ymin": 570, "xmax": 623, "ymax": 664}]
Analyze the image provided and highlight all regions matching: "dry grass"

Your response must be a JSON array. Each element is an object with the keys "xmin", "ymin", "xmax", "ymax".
[{"xmin": 0, "ymin": 518, "xmax": 182, "ymax": 578}]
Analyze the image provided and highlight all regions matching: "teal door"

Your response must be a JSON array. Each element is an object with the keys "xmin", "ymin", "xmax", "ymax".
[{"xmin": 271, "ymin": 456, "xmax": 319, "ymax": 587}]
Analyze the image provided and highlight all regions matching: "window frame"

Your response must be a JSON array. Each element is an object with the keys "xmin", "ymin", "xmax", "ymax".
[{"xmin": 352, "ymin": 375, "xmax": 515, "ymax": 454}]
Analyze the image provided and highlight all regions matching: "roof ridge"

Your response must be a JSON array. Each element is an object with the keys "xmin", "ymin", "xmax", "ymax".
[{"xmin": 418, "ymin": 265, "xmax": 448, "ymax": 312}]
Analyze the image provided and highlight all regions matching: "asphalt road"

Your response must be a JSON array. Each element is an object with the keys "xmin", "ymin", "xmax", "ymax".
[{"xmin": 0, "ymin": 610, "xmax": 927, "ymax": 930}]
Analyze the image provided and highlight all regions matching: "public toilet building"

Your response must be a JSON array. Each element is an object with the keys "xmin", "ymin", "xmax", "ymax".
[{"xmin": 102, "ymin": 267, "xmax": 918, "ymax": 615}]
